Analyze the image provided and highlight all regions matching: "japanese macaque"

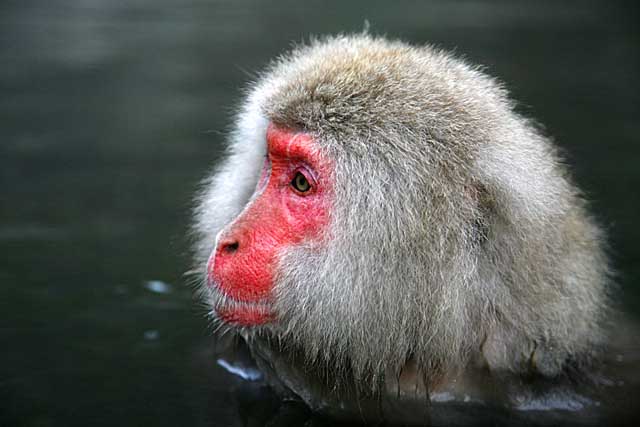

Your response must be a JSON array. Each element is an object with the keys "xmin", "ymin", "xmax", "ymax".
[{"xmin": 192, "ymin": 35, "xmax": 610, "ymax": 421}]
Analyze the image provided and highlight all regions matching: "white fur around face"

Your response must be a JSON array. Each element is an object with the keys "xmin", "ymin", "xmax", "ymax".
[{"xmin": 193, "ymin": 91, "xmax": 269, "ymax": 263}]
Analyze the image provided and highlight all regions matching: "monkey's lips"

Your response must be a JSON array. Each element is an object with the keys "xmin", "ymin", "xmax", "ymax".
[
  {"xmin": 208, "ymin": 290, "xmax": 275, "ymax": 326},
  {"xmin": 207, "ymin": 281, "xmax": 274, "ymax": 326}
]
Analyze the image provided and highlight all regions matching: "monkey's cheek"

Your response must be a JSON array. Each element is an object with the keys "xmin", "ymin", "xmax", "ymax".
[{"xmin": 216, "ymin": 304, "xmax": 274, "ymax": 326}]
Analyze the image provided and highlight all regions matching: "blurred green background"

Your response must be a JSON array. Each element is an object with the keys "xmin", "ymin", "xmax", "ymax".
[{"xmin": 1, "ymin": 1, "xmax": 638, "ymax": 426}]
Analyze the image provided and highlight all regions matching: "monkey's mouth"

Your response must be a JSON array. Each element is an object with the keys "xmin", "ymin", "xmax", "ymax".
[{"xmin": 208, "ymin": 287, "xmax": 274, "ymax": 326}]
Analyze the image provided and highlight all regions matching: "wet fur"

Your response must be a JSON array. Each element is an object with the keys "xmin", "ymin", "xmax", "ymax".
[{"xmin": 192, "ymin": 34, "xmax": 610, "ymax": 390}]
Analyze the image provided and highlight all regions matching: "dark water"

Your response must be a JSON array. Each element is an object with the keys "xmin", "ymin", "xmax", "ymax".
[{"xmin": 1, "ymin": 1, "xmax": 638, "ymax": 426}]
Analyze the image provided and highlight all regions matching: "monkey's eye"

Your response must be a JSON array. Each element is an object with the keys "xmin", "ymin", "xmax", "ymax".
[{"xmin": 291, "ymin": 172, "xmax": 311, "ymax": 193}]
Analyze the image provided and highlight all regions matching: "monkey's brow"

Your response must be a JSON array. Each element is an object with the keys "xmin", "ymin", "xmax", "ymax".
[{"xmin": 266, "ymin": 125, "xmax": 318, "ymax": 159}]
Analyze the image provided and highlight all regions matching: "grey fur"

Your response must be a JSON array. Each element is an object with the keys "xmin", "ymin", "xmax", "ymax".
[{"xmin": 192, "ymin": 34, "xmax": 610, "ymax": 390}]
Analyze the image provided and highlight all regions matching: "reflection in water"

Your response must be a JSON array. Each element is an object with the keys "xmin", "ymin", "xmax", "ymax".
[
  {"xmin": 208, "ymin": 324, "xmax": 639, "ymax": 426},
  {"xmin": 217, "ymin": 359, "xmax": 263, "ymax": 382},
  {"xmin": 0, "ymin": 0, "xmax": 638, "ymax": 426},
  {"xmin": 144, "ymin": 280, "xmax": 173, "ymax": 294}
]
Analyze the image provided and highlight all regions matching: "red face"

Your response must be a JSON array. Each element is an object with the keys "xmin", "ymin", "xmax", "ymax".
[{"xmin": 207, "ymin": 124, "xmax": 332, "ymax": 326}]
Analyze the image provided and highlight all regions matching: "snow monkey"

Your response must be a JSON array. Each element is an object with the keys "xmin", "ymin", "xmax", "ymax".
[{"xmin": 192, "ymin": 35, "xmax": 610, "ymax": 419}]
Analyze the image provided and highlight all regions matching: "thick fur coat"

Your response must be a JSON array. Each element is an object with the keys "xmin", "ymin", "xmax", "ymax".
[{"xmin": 193, "ymin": 35, "xmax": 610, "ymax": 391}]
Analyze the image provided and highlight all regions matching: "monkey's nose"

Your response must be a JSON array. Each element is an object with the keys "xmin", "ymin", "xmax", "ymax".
[{"xmin": 219, "ymin": 238, "xmax": 239, "ymax": 254}]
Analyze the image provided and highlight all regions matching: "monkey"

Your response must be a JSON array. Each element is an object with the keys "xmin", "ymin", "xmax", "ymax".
[{"xmin": 191, "ymin": 34, "xmax": 611, "ymax": 422}]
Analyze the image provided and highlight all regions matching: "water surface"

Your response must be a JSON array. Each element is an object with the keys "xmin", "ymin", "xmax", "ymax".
[{"xmin": 1, "ymin": 1, "xmax": 638, "ymax": 425}]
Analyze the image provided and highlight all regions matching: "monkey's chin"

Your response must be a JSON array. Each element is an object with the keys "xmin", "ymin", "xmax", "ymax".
[{"xmin": 216, "ymin": 304, "xmax": 274, "ymax": 326}]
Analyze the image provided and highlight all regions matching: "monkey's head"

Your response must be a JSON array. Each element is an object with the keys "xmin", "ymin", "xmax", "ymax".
[{"xmin": 193, "ymin": 35, "xmax": 608, "ymax": 382}]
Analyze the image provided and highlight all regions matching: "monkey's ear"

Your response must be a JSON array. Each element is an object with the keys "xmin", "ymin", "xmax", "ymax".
[{"xmin": 466, "ymin": 183, "xmax": 493, "ymax": 246}]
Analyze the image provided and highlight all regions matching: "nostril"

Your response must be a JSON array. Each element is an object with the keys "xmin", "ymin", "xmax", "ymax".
[{"xmin": 221, "ymin": 241, "xmax": 239, "ymax": 254}]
